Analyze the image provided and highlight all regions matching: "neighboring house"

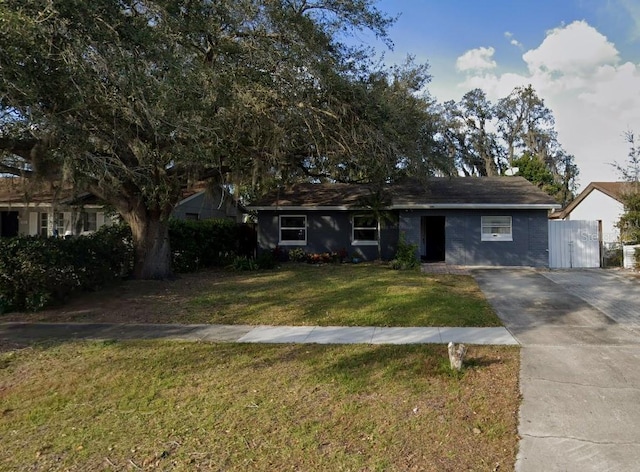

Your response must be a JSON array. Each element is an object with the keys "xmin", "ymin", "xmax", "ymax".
[
  {"xmin": 0, "ymin": 178, "xmax": 245, "ymax": 237},
  {"xmin": 550, "ymin": 182, "xmax": 627, "ymax": 246},
  {"xmin": 0, "ymin": 179, "xmax": 112, "ymax": 237},
  {"xmin": 248, "ymin": 176, "xmax": 560, "ymax": 266},
  {"xmin": 172, "ymin": 184, "xmax": 245, "ymax": 223}
]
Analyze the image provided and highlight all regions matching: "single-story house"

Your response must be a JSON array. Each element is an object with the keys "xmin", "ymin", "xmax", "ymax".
[
  {"xmin": 0, "ymin": 179, "xmax": 112, "ymax": 237},
  {"xmin": 173, "ymin": 183, "xmax": 245, "ymax": 223},
  {"xmin": 248, "ymin": 176, "xmax": 561, "ymax": 266},
  {"xmin": 550, "ymin": 182, "xmax": 627, "ymax": 246},
  {"xmin": 0, "ymin": 178, "xmax": 245, "ymax": 237}
]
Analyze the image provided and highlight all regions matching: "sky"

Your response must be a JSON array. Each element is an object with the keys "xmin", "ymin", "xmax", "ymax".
[{"xmin": 358, "ymin": 0, "xmax": 640, "ymax": 191}]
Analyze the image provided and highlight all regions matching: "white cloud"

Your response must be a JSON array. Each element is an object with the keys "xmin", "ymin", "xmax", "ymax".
[
  {"xmin": 455, "ymin": 47, "xmax": 497, "ymax": 72},
  {"xmin": 504, "ymin": 31, "xmax": 523, "ymax": 49},
  {"xmin": 523, "ymin": 20, "xmax": 619, "ymax": 75},
  {"xmin": 579, "ymin": 62, "xmax": 640, "ymax": 113},
  {"xmin": 447, "ymin": 21, "xmax": 640, "ymax": 189}
]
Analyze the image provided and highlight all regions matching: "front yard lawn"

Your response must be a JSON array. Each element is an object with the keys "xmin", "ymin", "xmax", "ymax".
[
  {"xmin": 0, "ymin": 340, "xmax": 519, "ymax": 471},
  {"xmin": 4, "ymin": 263, "xmax": 502, "ymax": 327}
]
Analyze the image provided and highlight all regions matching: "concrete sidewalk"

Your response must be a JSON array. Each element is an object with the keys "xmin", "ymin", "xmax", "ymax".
[
  {"xmin": 0, "ymin": 321, "xmax": 518, "ymax": 346},
  {"xmin": 474, "ymin": 268, "xmax": 640, "ymax": 472}
]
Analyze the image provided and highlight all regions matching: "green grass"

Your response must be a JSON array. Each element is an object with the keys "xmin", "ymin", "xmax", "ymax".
[
  {"xmin": 5, "ymin": 263, "xmax": 503, "ymax": 328},
  {"xmin": 0, "ymin": 341, "xmax": 519, "ymax": 471},
  {"xmin": 189, "ymin": 263, "xmax": 501, "ymax": 327}
]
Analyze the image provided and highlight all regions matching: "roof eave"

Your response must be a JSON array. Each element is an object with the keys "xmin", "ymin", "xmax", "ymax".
[
  {"xmin": 248, "ymin": 205, "xmax": 357, "ymax": 211},
  {"xmin": 248, "ymin": 203, "xmax": 561, "ymax": 211},
  {"xmin": 391, "ymin": 203, "xmax": 561, "ymax": 210}
]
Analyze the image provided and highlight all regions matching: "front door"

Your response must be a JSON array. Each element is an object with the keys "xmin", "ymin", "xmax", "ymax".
[
  {"xmin": 0, "ymin": 211, "xmax": 19, "ymax": 237},
  {"xmin": 423, "ymin": 216, "xmax": 445, "ymax": 262}
]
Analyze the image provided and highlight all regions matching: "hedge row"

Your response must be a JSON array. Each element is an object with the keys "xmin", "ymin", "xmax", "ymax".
[
  {"xmin": 0, "ymin": 219, "xmax": 256, "ymax": 313},
  {"xmin": 169, "ymin": 219, "xmax": 254, "ymax": 272},
  {"xmin": 0, "ymin": 225, "xmax": 133, "ymax": 313}
]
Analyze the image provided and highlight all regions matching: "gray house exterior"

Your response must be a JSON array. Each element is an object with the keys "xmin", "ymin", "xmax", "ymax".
[
  {"xmin": 172, "ymin": 186, "xmax": 245, "ymax": 223},
  {"xmin": 249, "ymin": 177, "xmax": 560, "ymax": 267}
]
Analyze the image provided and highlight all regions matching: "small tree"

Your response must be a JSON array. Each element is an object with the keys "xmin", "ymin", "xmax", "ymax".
[
  {"xmin": 390, "ymin": 232, "xmax": 419, "ymax": 270},
  {"xmin": 357, "ymin": 187, "xmax": 396, "ymax": 260},
  {"xmin": 614, "ymin": 132, "xmax": 640, "ymax": 244}
]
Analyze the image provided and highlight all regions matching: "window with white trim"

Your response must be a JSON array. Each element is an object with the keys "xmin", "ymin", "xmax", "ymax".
[
  {"xmin": 352, "ymin": 215, "xmax": 378, "ymax": 245},
  {"xmin": 279, "ymin": 215, "xmax": 306, "ymax": 245},
  {"xmin": 39, "ymin": 212, "xmax": 49, "ymax": 237},
  {"xmin": 481, "ymin": 216, "xmax": 512, "ymax": 241},
  {"xmin": 77, "ymin": 212, "xmax": 97, "ymax": 233},
  {"xmin": 54, "ymin": 212, "xmax": 64, "ymax": 236}
]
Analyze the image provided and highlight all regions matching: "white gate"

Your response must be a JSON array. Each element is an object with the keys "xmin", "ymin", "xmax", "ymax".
[{"xmin": 548, "ymin": 220, "xmax": 601, "ymax": 268}]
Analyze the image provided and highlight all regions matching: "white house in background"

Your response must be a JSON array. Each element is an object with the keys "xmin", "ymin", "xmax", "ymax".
[
  {"xmin": 0, "ymin": 178, "xmax": 245, "ymax": 238},
  {"xmin": 550, "ymin": 182, "xmax": 627, "ymax": 246},
  {"xmin": 0, "ymin": 180, "xmax": 114, "ymax": 237}
]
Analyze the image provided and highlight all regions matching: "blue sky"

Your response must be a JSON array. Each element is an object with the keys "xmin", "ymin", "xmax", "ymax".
[{"xmin": 359, "ymin": 0, "xmax": 640, "ymax": 190}]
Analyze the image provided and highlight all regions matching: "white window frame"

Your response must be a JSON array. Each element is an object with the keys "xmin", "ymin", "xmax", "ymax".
[
  {"xmin": 54, "ymin": 212, "xmax": 64, "ymax": 231},
  {"xmin": 39, "ymin": 212, "xmax": 49, "ymax": 237},
  {"xmin": 352, "ymin": 214, "xmax": 378, "ymax": 246},
  {"xmin": 279, "ymin": 215, "xmax": 307, "ymax": 245},
  {"xmin": 77, "ymin": 212, "xmax": 97, "ymax": 233},
  {"xmin": 481, "ymin": 216, "xmax": 513, "ymax": 242}
]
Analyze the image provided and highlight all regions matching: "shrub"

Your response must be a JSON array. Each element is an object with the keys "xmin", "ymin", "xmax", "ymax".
[
  {"xmin": 169, "ymin": 218, "xmax": 240, "ymax": 272},
  {"xmin": 231, "ymin": 255, "xmax": 259, "ymax": 271},
  {"xmin": 0, "ymin": 224, "xmax": 133, "ymax": 313},
  {"xmin": 306, "ymin": 249, "xmax": 348, "ymax": 264},
  {"xmin": 0, "ymin": 218, "xmax": 255, "ymax": 313},
  {"xmin": 602, "ymin": 246, "xmax": 622, "ymax": 268},
  {"xmin": 391, "ymin": 233, "xmax": 419, "ymax": 270},
  {"xmin": 288, "ymin": 247, "xmax": 307, "ymax": 262}
]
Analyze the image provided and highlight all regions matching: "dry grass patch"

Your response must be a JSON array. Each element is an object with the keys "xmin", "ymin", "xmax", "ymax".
[
  {"xmin": 4, "ymin": 264, "xmax": 501, "ymax": 327},
  {"xmin": 0, "ymin": 341, "xmax": 519, "ymax": 471}
]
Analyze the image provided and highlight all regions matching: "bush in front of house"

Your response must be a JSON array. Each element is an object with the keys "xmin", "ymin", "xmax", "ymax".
[
  {"xmin": 0, "ymin": 224, "xmax": 133, "ymax": 313},
  {"xmin": 169, "ymin": 218, "xmax": 241, "ymax": 272},
  {"xmin": 0, "ymin": 219, "xmax": 254, "ymax": 313},
  {"xmin": 288, "ymin": 247, "xmax": 307, "ymax": 262},
  {"xmin": 231, "ymin": 255, "xmax": 259, "ymax": 271},
  {"xmin": 390, "ymin": 233, "xmax": 419, "ymax": 270},
  {"xmin": 230, "ymin": 251, "xmax": 277, "ymax": 271}
]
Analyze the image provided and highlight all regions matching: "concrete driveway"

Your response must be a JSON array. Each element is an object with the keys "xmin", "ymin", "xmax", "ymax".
[{"xmin": 473, "ymin": 268, "xmax": 640, "ymax": 472}]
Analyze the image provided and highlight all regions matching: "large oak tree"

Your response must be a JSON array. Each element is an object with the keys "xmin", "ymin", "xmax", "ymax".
[
  {"xmin": 438, "ymin": 84, "xmax": 578, "ymax": 204},
  {"xmin": 0, "ymin": 0, "xmax": 439, "ymax": 278}
]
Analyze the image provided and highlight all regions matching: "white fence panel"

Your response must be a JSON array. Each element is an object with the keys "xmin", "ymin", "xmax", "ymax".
[
  {"xmin": 549, "ymin": 220, "xmax": 601, "ymax": 268},
  {"xmin": 624, "ymin": 245, "xmax": 640, "ymax": 269}
]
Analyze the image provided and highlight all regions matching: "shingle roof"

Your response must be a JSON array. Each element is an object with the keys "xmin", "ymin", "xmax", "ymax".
[
  {"xmin": 0, "ymin": 178, "xmax": 76, "ymax": 205},
  {"xmin": 550, "ymin": 181, "xmax": 631, "ymax": 219},
  {"xmin": 0, "ymin": 178, "xmax": 247, "ymax": 214},
  {"xmin": 250, "ymin": 176, "xmax": 560, "ymax": 209}
]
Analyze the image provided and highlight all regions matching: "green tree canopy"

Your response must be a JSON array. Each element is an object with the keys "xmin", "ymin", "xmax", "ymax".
[
  {"xmin": 437, "ymin": 84, "xmax": 578, "ymax": 204},
  {"xmin": 0, "ymin": 0, "xmax": 441, "ymax": 278},
  {"xmin": 615, "ymin": 131, "xmax": 640, "ymax": 244}
]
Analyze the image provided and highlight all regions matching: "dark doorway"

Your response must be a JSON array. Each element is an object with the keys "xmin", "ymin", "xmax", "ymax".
[
  {"xmin": 1, "ymin": 211, "xmax": 19, "ymax": 237},
  {"xmin": 423, "ymin": 216, "xmax": 445, "ymax": 262}
]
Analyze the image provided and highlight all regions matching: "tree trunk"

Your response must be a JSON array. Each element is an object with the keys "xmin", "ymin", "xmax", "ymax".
[{"xmin": 123, "ymin": 210, "xmax": 173, "ymax": 280}]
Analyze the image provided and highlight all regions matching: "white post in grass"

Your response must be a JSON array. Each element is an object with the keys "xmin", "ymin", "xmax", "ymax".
[{"xmin": 448, "ymin": 342, "xmax": 467, "ymax": 371}]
